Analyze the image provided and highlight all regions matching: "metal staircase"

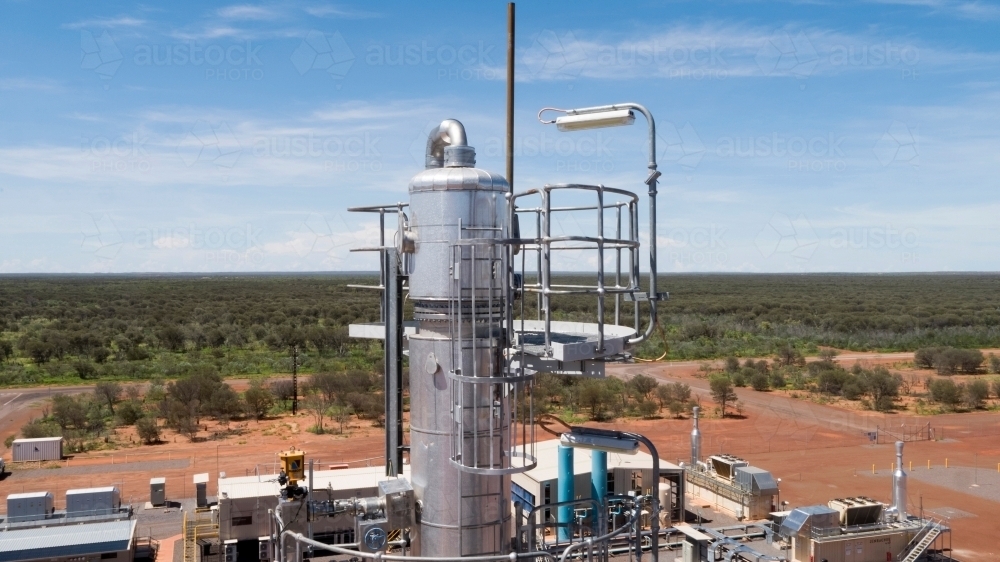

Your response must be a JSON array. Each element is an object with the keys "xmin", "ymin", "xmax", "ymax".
[{"xmin": 900, "ymin": 519, "xmax": 942, "ymax": 562}]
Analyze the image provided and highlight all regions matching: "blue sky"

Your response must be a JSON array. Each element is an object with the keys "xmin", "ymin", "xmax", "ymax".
[{"xmin": 0, "ymin": 0, "xmax": 998, "ymax": 273}]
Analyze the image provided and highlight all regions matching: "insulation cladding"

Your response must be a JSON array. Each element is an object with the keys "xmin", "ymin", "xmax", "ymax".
[
  {"xmin": 406, "ymin": 120, "xmax": 512, "ymax": 558},
  {"xmin": 11, "ymin": 437, "xmax": 63, "ymax": 462}
]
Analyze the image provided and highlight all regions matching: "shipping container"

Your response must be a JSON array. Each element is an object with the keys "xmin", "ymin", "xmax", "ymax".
[
  {"xmin": 6, "ymin": 491, "xmax": 54, "ymax": 522},
  {"xmin": 66, "ymin": 486, "xmax": 121, "ymax": 517},
  {"xmin": 11, "ymin": 436, "xmax": 63, "ymax": 462}
]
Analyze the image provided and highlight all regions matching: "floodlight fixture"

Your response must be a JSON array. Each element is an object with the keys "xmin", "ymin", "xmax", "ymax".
[
  {"xmin": 559, "ymin": 432, "xmax": 640, "ymax": 455},
  {"xmin": 552, "ymin": 108, "xmax": 636, "ymax": 131}
]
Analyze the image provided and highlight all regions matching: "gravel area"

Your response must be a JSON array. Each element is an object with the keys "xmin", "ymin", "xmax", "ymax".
[
  {"xmin": 863, "ymin": 467, "xmax": 1000, "ymax": 504},
  {"xmin": 5, "ymin": 458, "xmax": 191, "ymax": 480}
]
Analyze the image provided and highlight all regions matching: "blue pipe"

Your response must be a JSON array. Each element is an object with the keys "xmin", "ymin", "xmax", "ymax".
[
  {"xmin": 591, "ymin": 450, "xmax": 607, "ymax": 507},
  {"xmin": 557, "ymin": 445, "xmax": 574, "ymax": 541}
]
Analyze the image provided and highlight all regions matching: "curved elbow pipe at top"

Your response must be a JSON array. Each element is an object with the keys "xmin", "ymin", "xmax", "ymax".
[{"xmin": 425, "ymin": 119, "xmax": 475, "ymax": 168}]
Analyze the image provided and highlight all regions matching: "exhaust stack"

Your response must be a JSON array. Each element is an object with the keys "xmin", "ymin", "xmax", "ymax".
[
  {"xmin": 691, "ymin": 406, "xmax": 701, "ymax": 467},
  {"xmin": 893, "ymin": 441, "xmax": 907, "ymax": 521}
]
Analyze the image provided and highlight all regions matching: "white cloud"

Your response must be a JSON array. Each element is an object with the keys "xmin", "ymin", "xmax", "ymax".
[
  {"xmin": 0, "ymin": 78, "xmax": 60, "ymax": 91},
  {"xmin": 62, "ymin": 16, "xmax": 146, "ymax": 30},
  {"xmin": 302, "ymin": 4, "xmax": 381, "ymax": 19},
  {"xmin": 217, "ymin": 5, "xmax": 280, "ymax": 20}
]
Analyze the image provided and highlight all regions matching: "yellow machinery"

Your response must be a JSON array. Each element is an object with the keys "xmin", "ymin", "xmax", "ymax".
[{"xmin": 279, "ymin": 448, "xmax": 306, "ymax": 486}]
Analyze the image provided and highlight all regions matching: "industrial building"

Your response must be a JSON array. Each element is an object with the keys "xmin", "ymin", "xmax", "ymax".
[
  {"xmin": 510, "ymin": 438, "xmax": 685, "ymax": 527},
  {"xmin": 0, "ymin": 486, "xmax": 149, "ymax": 562},
  {"xmin": 11, "ymin": 436, "xmax": 63, "ymax": 462},
  {"xmin": 685, "ymin": 453, "xmax": 779, "ymax": 520}
]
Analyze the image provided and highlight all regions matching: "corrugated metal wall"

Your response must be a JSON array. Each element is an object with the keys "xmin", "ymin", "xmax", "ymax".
[{"xmin": 12, "ymin": 438, "xmax": 63, "ymax": 462}]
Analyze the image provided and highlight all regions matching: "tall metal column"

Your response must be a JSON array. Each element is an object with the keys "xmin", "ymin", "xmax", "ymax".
[{"xmin": 384, "ymin": 248, "xmax": 405, "ymax": 477}]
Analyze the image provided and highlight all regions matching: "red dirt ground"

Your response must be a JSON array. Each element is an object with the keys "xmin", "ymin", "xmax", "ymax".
[{"xmin": 2, "ymin": 351, "xmax": 998, "ymax": 560}]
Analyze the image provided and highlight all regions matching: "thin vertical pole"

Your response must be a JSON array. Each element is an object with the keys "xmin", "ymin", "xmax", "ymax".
[
  {"xmin": 505, "ymin": 2, "xmax": 515, "ymax": 192},
  {"xmin": 291, "ymin": 345, "xmax": 298, "ymax": 415}
]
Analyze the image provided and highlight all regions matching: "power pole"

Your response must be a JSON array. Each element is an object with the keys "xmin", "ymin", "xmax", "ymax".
[{"xmin": 291, "ymin": 345, "xmax": 299, "ymax": 415}]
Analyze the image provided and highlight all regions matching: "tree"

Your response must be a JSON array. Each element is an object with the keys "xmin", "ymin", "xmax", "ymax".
[
  {"xmin": 244, "ymin": 382, "xmax": 274, "ymax": 421},
  {"xmin": 270, "ymin": 380, "xmax": 296, "ymax": 408},
  {"xmin": 964, "ymin": 379, "xmax": 989, "ymax": 409},
  {"xmin": 304, "ymin": 391, "xmax": 329, "ymax": 433},
  {"xmin": 206, "ymin": 385, "xmax": 243, "ymax": 423},
  {"xmin": 627, "ymin": 374, "xmax": 658, "ymax": 400},
  {"xmin": 116, "ymin": 400, "xmax": 145, "ymax": 425},
  {"xmin": 136, "ymin": 417, "xmax": 161, "ymax": 444},
  {"xmin": 724, "ymin": 356, "xmax": 740, "ymax": 373},
  {"xmin": 52, "ymin": 395, "xmax": 88, "ymax": 430},
  {"xmin": 989, "ymin": 354, "xmax": 1000, "ymax": 375},
  {"xmin": 992, "ymin": 377, "xmax": 1000, "ymax": 399},
  {"xmin": 158, "ymin": 325, "xmax": 186, "ymax": 352},
  {"xmin": 858, "ymin": 367, "xmax": 900, "ymax": 412},
  {"xmin": 750, "ymin": 371, "xmax": 770, "ymax": 391},
  {"xmin": 928, "ymin": 378, "xmax": 962, "ymax": 409},
  {"xmin": 637, "ymin": 400, "xmax": 659, "ymax": 419},
  {"xmin": 709, "ymin": 374, "xmax": 737, "ymax": 418},
  {"xmin": 308, "ymin": 372, "xmax": 343, "ymax": 405},
  {"xmin": 329, "ymin": 404, "xmax": 353, "ymax": 434},
  {"xmin": 94, "ymin": 381, "xmax": 122, "ymax": 414},
  {"xmin": 577, "ymin": 379, "xmax": 617, "ymax": 421},
  {"xmin": 163, "ymin": 398, "xmax": 199, "ymax": 439},
  {"xmin": 776, "ymin": 345, "xmax": 804, "ymax": 367}
]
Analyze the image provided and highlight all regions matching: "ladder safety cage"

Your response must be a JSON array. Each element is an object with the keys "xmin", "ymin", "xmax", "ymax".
[
  {"xmin": 506, "ymin": 184, "xmax": 645, "ymax": 358},
  {"xmin": 447, "ymin": 217, "xmax": 537, "ymax": 477}
]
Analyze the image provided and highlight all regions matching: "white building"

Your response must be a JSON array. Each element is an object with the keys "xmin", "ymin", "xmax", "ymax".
[{"xmin": 510, "ymin": 439, "xmax": 684, "ymax": 528}]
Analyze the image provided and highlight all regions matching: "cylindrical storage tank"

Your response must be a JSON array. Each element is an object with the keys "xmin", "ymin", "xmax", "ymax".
[
  {"xmin": 406, "ymin": 129, "xmax": 511, "ymax": 558},
  {"xmin": 658, "ymin": 483, "xmax": 671, "ymax": 526},
  {"xmin": 12, "ymin": 437, "xmax": 63, "ymax": 462}
]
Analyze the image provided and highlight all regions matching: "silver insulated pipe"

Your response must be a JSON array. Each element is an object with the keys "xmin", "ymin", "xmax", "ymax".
[
  {"xmin": 691, "ymin": 406, "xmax": 701, "ymax": 467},
  {"xmin": 893, "ymin": 441, "xmax": 907, "ymax": 521}
]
